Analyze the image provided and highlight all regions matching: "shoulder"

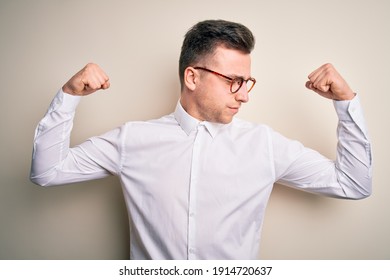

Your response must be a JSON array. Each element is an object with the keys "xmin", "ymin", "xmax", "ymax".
[
  {"xmin": 230, "ymin": 117, "xmax": 271, "ymax": 135},
  {"xmin": 120, "ymin": 113, "xmax": 182, "ymax": 140},
  {"xmin": 229, "ymin": 118, "xmax": 300, "ymax": 148},
  {"xmin": 123, "ymin": 113, "xmax": 177, "ymax": 129}
]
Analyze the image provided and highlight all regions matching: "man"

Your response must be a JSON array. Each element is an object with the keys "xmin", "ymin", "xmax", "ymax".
[{"xmin": 30, "ymin": 20, "xmax": 372, "ymax": 259}]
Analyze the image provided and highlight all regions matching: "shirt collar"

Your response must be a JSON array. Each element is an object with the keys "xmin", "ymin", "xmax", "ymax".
[{"xmin": 174, "ymin": 100, "xmax": 226, "ymax": 138}]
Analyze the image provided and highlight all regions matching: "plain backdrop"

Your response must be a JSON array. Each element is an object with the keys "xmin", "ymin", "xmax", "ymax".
[{"xmin": 0, "ymin": 0, "xmax": 389, "ymax": 259}]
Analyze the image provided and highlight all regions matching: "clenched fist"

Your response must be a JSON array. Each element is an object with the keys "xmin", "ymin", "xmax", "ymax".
[
  {"xmin": 306, "ymin": 63, "xmax": 355, "ymax": 101},
  {"xmin": 62, "ymin": 63, "xmax": 110, "ymax": 96}
]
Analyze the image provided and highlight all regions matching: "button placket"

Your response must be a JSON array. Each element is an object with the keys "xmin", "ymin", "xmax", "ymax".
[{"xmin": 187, "ymin": 124, "xmax": 207, "ymax": 259}]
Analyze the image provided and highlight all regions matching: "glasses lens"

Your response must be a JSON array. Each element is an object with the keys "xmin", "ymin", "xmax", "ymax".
[
  {"xmin": 246, "ymin": 79, "xmax": 255, "ymax": 93},
  {"xmin": 231, "ymin": 78, "xmax": 243, "ymax": 93},
  {"xmin": 231, "ymin": 78, "xmax": 255, "ymax": 93}
]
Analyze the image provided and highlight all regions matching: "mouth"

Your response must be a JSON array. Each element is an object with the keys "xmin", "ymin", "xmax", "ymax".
[{"xmin": 228, "ymin": 106, "xmax": 240, "ymax": 114}]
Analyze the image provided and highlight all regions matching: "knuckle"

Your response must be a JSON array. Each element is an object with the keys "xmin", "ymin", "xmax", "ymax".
[
  {"xmin": 86, "ymin": 62, "xmax": 96, "ymax": 67},
  {"xmin": 324, "ymin": 63, "xmax": 334, "ymax": 73},
  {"xmin": 85, "ymin": 62, "xmax": 99, "ymax": 72},
  {"xmin": 324, "ymin": 63, "xmax": 333, "ymax": 68}
]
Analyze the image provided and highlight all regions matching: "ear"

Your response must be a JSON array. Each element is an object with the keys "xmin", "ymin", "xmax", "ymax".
[{"xmin": 183, "ymin": 67, "xmax": 197, "ymax": 91}]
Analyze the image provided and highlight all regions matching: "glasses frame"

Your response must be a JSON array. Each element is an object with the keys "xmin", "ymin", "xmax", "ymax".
[{"xmin": 194, "ymin": 66, "xmax": 256, "ymax": 93}]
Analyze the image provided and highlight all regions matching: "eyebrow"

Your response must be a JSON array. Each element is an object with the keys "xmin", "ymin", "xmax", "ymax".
[
  {"xmin": 230, "ymin": 74, "xmax": 246, "ymax": 79},
  {"xmin": 225, "ymin": 71, "xmax": 250, "ymax": 80}
]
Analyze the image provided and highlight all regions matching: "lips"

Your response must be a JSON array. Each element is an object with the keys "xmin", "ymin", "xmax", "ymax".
[{"xmin": 228, "ymin": 106, "xmax": 240, "ymax": 114}]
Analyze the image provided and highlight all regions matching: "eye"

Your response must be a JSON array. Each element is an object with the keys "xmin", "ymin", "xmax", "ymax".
[{"xmin": 233, "ymin": 78, "xmax": 243, "ymax": 86}]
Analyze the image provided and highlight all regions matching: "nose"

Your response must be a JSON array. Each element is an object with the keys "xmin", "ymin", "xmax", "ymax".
[{"xmin": 235, "ymin": 84, "xmax": 249, "ymax": 103}]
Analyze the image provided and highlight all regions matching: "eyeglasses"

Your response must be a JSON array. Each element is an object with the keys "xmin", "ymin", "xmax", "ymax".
[{"xmin": 194, "ymin": 67, "xmax": 256, "ymax": 93}]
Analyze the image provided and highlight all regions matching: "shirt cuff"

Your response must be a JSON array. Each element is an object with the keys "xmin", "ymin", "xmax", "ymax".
[
  {"xmin": 333, "ymin": 94, "xmax": 368, "ymax": 136},
  {"xmin": 48, "ymin": 89, "xmax": 81, "ymax": 113}
]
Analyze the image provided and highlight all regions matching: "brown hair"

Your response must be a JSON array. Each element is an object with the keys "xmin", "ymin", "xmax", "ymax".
[{"xmin": 179, "ymin": 19, "xmax": 255, "ymax": 89}]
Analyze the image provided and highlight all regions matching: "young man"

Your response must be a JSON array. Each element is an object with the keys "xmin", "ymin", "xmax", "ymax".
[{"xmin": 30, "ymin": 20, "xmax": 372, "ymax": 259}]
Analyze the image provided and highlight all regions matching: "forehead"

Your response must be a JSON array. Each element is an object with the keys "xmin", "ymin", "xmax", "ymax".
[{"xmin": 209, "ymin": 46, "xmax": 251, "ymax": 75}]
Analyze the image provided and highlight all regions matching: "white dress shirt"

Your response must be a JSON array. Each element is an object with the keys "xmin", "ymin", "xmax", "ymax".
[{"xmin": 30, "ymin": 90, "xmax": 372, "ymax": 259}]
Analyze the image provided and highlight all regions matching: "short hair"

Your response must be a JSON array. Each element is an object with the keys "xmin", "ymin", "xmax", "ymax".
[{"xmin": 179, "ymin": 19, "xmax": 255, "ymax": 89}]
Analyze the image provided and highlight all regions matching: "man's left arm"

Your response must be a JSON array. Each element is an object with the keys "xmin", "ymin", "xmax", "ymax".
[{"xmin": 305, "ymin": 63, "xmax": 372, "ymax": 198}]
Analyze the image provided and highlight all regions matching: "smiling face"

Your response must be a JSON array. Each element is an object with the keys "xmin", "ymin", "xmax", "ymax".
[{"xmin": 181, "ymin": 45, "xmax": 253, "ymax": 124}]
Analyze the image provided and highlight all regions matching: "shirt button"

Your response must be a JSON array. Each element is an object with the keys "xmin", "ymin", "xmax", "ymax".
[
  {"xmin": 190, "ymin": 212, "xmax": 195, "ymax": 218},
  {"xmin": 189, "ymin": 248, "xmax": 195, "ymax": 254}
]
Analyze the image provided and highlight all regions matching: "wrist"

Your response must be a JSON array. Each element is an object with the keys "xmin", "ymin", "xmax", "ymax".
[
  {"xmin": 334, "ymin": 88, "xmax": 355, "ymax": 101},
  {"xmin": 62, "ymin": 85, "xmax": 74, "ymax": 95},
  {"xmin": 338, "ymin": 93, "xmax": 356, "ymax": 101}
]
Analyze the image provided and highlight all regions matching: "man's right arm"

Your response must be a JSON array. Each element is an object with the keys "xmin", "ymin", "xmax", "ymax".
[{"xmin": 30, "ymin": 63, "xmax": 114, "ymax": 186}]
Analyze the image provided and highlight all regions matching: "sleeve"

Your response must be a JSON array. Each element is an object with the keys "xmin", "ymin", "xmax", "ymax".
[
  {"xmin": 30, "ymin": 90, "xmax": 124, "ymax": 187},
  {"xmin": 272, "ymin": 95, "xmax": 372, "ymax": 199}
]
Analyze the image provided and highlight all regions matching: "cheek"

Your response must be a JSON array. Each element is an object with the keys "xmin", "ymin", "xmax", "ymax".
[
  {"xmin": 203, "ymin": 92, "xmax": 224, "ymax": 110},
  {"xmin": 198, "ymin": 83, "xmax": 229, "ymax": 110}
]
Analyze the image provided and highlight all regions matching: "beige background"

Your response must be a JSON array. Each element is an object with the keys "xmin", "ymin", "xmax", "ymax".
[{"xmin": 0, "ymin": 0, "xmax": 389, "ymax": 259}]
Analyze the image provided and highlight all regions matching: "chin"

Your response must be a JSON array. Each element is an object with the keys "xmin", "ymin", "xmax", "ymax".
[{"xmin": 218, "ymin": 117, "xmax": 233, "ymax": 124}]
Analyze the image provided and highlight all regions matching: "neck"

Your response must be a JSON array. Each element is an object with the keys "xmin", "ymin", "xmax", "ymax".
[{"xmin": 179, "ymin": 92, "xmax": 199, "ymax": 121}]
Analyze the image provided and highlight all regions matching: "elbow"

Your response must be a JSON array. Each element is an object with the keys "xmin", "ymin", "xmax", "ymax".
[
  {"xmin": 358, "ymin": 186, "xmax": 373, "ymax": 199},
  {"xmin": 338, "ymin": 165, "xmax": 373, "ymax": 200},
  {"xmin": 30, "ymin": 162, "xmax": 60, "ymax": 187},
  {"xmin": 358, "ymin": 175, "xmax": 373, "ymax": 199},
  {"xmin": 29, "ymin": 171, "xmax": 53, "ymax": 187},
  {"xmin": 348, "ymin": 178, "xmax": 373, "ymax": 200},
  {"xmin": 30, "ymin": 175, "xmax": 49, "ymax": 187},
  {"xmin": 353, "ymin": 190, "xmax": 372, "ymax": 200}
]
